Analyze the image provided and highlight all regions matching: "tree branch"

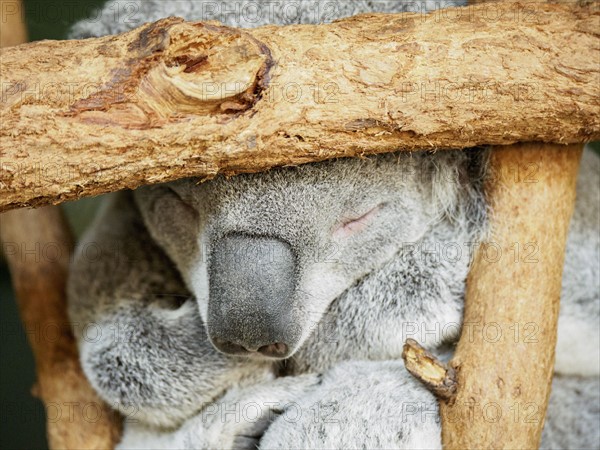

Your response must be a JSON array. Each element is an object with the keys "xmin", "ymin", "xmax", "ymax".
[
  {"xmin": 1, "ymin": 4, "xmax": 122, "ymax": 448},
  {"xmin": 440, "ymin": 143, "xmax": 582, "ymax": 449},
  {"xmin": 0, "ymin": 207, "xmax": 123, "ymax": 448},
  {"xmin": 1, "ymin": 1, "xmax": 598, "ymax": 211}
]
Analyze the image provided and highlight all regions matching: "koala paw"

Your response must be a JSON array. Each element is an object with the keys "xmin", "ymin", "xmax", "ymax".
[
  {"xmin": 259, "ymin": 361, "xmax": 442, "ymax": 450},
  {"xmin": 118, "ymin": 373, "xmax": 321, "ymax": 450},
  {"xmin": 201, "ymin": 373, "xmax": 321, "ymax": 449}
]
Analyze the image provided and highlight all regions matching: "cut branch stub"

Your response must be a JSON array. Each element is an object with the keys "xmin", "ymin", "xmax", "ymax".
[{"xmin": 402, "ymin": 338, "xmax": 458, "ymax": 402}]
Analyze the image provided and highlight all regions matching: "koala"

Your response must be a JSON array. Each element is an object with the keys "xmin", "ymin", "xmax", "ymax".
[
  {"xmin": 68, "ymin": 1, "xmax": 600, "ymax": 448},
  {"xmin": 71, "ymin": 148, "xmax": 482, "ymax": 447},
  {"xmin": 69, "ymin": 148, "xmax": 599, "ymax": 449}
]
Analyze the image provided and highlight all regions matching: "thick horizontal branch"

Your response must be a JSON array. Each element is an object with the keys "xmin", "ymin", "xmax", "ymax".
[{"xmin": 1, "ymin": 1, "xmax": 598, "ymax": 210}]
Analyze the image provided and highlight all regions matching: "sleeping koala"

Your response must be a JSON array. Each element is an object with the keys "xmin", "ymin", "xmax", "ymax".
[
  {"xmin": 69, "ymin": 148, "xmax": 600, "ymax": 449},
  {"xmin": 71, "ymin": 149, "xmax": 480, "ymax": 448},
  {"xmin": 68, "ymin": 1, "xmax": 600, "ymax": 448}
]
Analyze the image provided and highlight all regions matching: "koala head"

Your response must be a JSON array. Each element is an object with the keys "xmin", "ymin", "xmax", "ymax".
[{"xmin": 134, "ymin": 151, "xmax": 468, "ymax": 360}]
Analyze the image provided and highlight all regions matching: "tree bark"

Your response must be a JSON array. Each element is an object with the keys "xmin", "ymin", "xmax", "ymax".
[
  {"xmin": 1, "ymin": 1, "xmax": 598, "ymax": 211},
  {"xmin": 1, "ymin": 3, "xmax": 122, "ymax": 448},
  {"xmin": 402, "ymin": 339, "xmax": 458, "ymax": 401},
  {"xmin": 0, "ymin": 208, "xmax": 123, "ymax": 449},
  {"xmin": 427, "ymin": 0, "xmax": 586, "ymax": 446},
  {"xmin": 0, "ymin": 0, "xmax": 27, "ymax": 47},
  {"xmin": 439, "ymin": 143, "xmax": 582, "ymax": 449}
]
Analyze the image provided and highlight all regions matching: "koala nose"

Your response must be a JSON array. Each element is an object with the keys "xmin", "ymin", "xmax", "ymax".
[
  {"xmin": 208, "ymin": 233, "xmax": 300, "ymax": 359},
  {"xmin": 212, "ymin": 337, "xmax": 289, "ymax": 358}
]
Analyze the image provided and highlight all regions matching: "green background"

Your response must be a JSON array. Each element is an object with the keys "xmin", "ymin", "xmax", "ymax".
[{"xmin": 1, "ymin": 1, "xmax": 599, "ymax": 449}]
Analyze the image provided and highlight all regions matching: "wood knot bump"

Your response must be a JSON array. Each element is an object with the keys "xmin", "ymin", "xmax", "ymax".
[{"xmin": 69, "ymin": 18, "xmax": 274, "ymax": 128}]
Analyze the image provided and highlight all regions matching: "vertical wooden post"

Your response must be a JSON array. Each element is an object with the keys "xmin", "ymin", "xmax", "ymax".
[
  {"xmin": 0, "ymin": 0, "xmax": 27, "ymax": 47},
  {"xmin": 1, "ymin": 1, "xmax": 121, "ymax": 448},
  {"xmin": 437, "ymin": 0, "xmax": 585, "ymax": 445},
  {"xmin": 1, "ymin": 208, "xmax": 122, "ymax": 448},
  {"xmin": 440, "ymin": 143, "xmax": 582, "ymax": 448}
]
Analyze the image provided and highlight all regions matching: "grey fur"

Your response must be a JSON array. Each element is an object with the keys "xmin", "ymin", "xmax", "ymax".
[
  {"xmin": 68, "ymin": 1, "xmax": 600, "ymax": 448},
  {"xmin": 69, "ymin": 193, "xmax": 278, "ymax": 429},
  {"xmin": 68, "ymin": 0, "xmax": 450, "ymax": 38},
  {"xmin": 133, "ymin": 150, "xmax": 484, "ymax": 362}
]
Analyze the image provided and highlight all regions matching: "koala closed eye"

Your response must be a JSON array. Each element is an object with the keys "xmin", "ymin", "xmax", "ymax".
[{"xmin": 333, "ymin": 203, "xmax": 386, "ymax": 239}]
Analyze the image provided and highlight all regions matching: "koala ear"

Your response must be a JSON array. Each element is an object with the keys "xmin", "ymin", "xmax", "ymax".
[{"xmin": 133, "ymin": 185, "xmax": 201, "ymax": 275}]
